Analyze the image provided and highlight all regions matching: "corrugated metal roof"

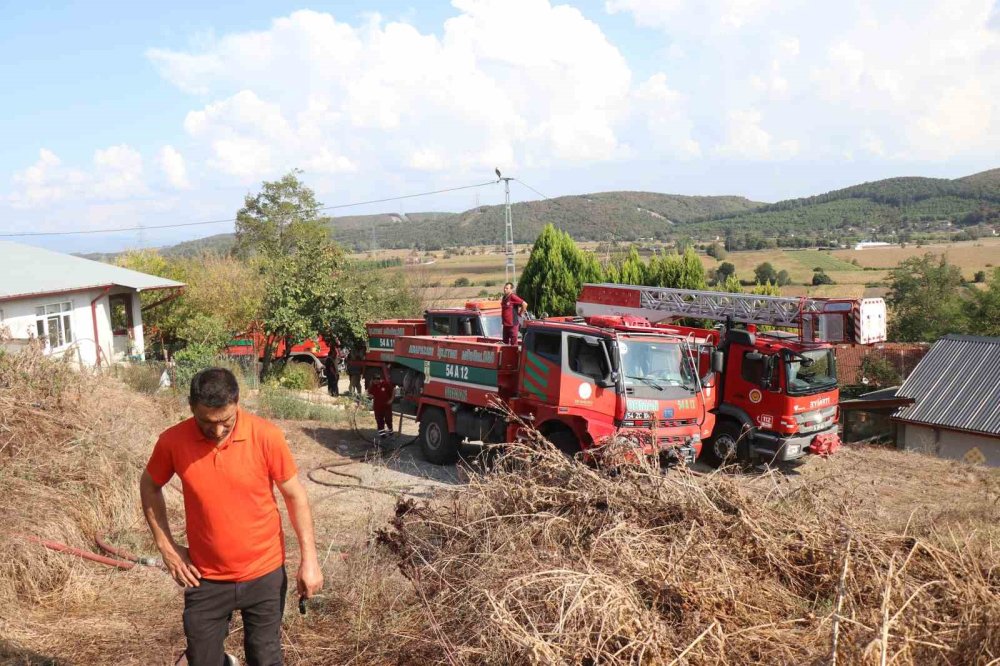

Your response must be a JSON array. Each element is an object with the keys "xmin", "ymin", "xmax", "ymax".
[
  {"xmin": 0, "ymin": 240, "xmax": 184, "ymax": 300},
  {"xmin": 894, "ymin": 335, "xmax": 1000, "ymax": 436}
]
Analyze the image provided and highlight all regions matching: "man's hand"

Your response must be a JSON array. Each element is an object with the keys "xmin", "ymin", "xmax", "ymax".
[
  {"xmin": 297, "ymin": 558, "xmax": 324, "ymax": 598},
  {"xmin": 162, "ymin": 544, "xmax": 202, "ymax": 587}
]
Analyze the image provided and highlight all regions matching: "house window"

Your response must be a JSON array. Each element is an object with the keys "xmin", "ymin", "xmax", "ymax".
[{"xmin": 35, "ymin": 302, "xmax": 73, "ymax": 349}]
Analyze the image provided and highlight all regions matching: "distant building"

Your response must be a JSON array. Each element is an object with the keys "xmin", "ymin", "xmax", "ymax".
[
  {"xmin": 853, "ymin": 241, "xmax": 892, "ymax": 250},
  {"xmin": 0, "ymin": 241, "xmax": 184, "ymax": 367},
  {"xmin": 893, "ymin": 335, "xmax": 1000, "ymax": 466}
]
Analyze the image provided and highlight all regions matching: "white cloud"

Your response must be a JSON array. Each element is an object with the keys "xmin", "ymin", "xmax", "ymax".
[
  {"xmin": 715, "ymin": 109, "xmax": 799, "ymax": 160},
  {"xmin": 632, "ymin": 74, "xmax": 701, "ymax": 157},
  {"xmin": 159, "ymin": 145, "xmax": 191, "ymax": 189},
  {"xmin": 605, "ymin": 0, "xmax": 777, "ymax": 33},
  {"xmin": 148, "ymin": 3, "xmax": 635, "ymax": 181},
  {"xmin": 610, "ymin": 0, "xmax": 1000, "ymax": 160},
  {"xmin": 7, "ymin": 146, "xmax": 147, "ymax": 208}
]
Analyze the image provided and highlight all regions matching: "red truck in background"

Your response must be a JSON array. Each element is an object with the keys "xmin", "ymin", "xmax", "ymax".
[
  {"xmin": 388, "ymin": 315, "xmax": 718, "ymax": 465},
  {"xmin": 223, "ymin": 299, "xmax": 505, "ymax": 384},
  {"xmin": 576, "ymin": 284, "xmax": 888, "ymax": 466},
  {"xmin": 225, "ymin": 329, "xmax": 336, "ymax": 378}
]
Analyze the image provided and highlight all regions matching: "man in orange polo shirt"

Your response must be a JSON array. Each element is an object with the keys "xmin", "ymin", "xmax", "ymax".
[{"xmin": 140, "ymin": 367, "xmax": 323, "ymax": 666}]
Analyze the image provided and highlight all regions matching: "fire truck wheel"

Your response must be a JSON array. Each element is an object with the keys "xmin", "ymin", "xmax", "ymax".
[
  {"xmin": 703, "ymin": 421, "xmax": 744, "ymax": 468},
  {"xmin": 547, "ymin": 429, "xmax": 581, "ymax": 460},
  {"xmin": 419, "ymin": 408, "xmax": 460, "ymax": 465}
]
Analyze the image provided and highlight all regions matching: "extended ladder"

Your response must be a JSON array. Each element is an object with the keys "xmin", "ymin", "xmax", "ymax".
[{"xmin": 576, "ymin": 283, "xmax": 887, "ymax": 344}]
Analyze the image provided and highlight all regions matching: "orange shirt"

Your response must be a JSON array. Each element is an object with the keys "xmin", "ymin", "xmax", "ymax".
[{"xmin": 145, "ymin": 408, "xmax": 297, "ymax": 582}]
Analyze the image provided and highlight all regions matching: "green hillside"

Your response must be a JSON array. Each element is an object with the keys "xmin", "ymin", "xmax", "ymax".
[
  {"xmin": 689, "ymin": 170, "xmax": 1000, "ymax": 247},
  {"xmin": 332, "ymin": 191, "xmax": 760, "ymax": 250},
  {"xmin": 99, "ymin": 167, "xmax": 999, "ymax": 257}
]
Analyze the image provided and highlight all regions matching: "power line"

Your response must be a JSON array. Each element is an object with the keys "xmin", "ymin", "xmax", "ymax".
[
  {"xmin": 0, "ymin": 179, "xmax": 499, "ymax": 238},
  {"xmin": 514, "ymin": 178, "xmax": 551, "ymax": 200}
]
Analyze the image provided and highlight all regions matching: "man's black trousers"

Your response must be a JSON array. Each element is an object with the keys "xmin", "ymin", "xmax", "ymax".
[{"xmin": 183, "ymin": 565, "xmax": 287, "ymax": 666}]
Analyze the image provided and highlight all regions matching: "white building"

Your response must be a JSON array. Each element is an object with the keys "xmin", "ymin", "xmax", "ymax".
[{"xmin": 0, "ymin": 241, "xmax": 184, "ymax": 367}]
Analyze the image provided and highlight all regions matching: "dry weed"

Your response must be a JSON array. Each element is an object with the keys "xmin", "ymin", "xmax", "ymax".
[
  {"xmin": 0, "ymin": 339, "xmax": 184, "ymax": 663},
  {"xmin": 364, "ymin": 430, "xmax": 1000, "ymax": 665}
]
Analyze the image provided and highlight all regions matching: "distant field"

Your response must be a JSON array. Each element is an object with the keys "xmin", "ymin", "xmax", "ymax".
[{"xmin": 351, "ymin": 237, "xmax": 999, "ymax": 304}]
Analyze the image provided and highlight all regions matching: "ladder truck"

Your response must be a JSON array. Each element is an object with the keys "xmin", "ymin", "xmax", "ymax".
[{"xmin": 576, "ymin": 284, "xmax": 888, "ymax": 466}]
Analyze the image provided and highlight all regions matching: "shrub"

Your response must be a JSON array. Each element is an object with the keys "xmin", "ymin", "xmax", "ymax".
[
  {"xmin": 256, "ymin": 387, "xmax": 345, "ymax": 422},
  {"xmin": 860, "ymin": 354, "xmax": 902, "ymax": 387},
  {"xmin": 453, "ymin": 277, "xmax": 471, "ymax": 287},
  {"xmin": 173, "ymin": 343, "xmax": 219, "ymax": 392},
  {"xmin": 113, "ymin": 363, "xmax": 166, "ymax": 395},
  {"xmin": 265, "ymin": 361, "xmax": 318, "ymax": 391},
  {"xmin": 974, "ymin": 270, "xmax": 987, "ymax": 283},
  {"xmin": 812, "ymin": 271, "xmax": 834, "ymax": 286}
]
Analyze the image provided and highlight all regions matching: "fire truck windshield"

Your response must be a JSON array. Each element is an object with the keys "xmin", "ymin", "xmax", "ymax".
[
  {"xmin": 480, "ymin": 315, "xmax": 503, "ymax": 340},
  {"xmin": 784, "ymin": 348, "xmax": 837, "ymax": 395},
  {"xmin": 619, "ymin": 339, "xmax": 696, "ymax": 396}
]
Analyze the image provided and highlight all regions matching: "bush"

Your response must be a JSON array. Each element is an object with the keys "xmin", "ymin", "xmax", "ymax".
[
  {"xmin": 974, "ymin": 270, "xmax": 987, "ymax": 283},
  {"xmin": 256, "ymin": 387, "xmax": 345, "ymax": 422},
  {"xmin": 265, "ymin": 361, "xmax": 318, "ymax": 391},
  {"xmin": 453, "ymin": 277, "xmax": 471, "ymax": 287},
  {"xmin": 113, "ymin": 363, "xmax": 167, "ymax": 395},
  {"xmin": 812, "ymin": 271, "xmax": 834, "ymax": 285},
  {"xmin": 173, "ymin": 343, "xmax": 219, "ymax": 392},
  {"xmin": 860, "ymin": 354, "xmax": 902, "ymax": 387}
]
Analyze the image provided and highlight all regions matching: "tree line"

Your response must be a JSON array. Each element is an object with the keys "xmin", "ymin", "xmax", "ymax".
[{"xmin": 516, "ymin": 224, "xmax": 779, "ymax": 317}]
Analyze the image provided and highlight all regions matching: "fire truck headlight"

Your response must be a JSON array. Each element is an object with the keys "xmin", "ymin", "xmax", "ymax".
[{"xmin": 786, "ymin": 443, "xmax": 800, "ymax": 456}]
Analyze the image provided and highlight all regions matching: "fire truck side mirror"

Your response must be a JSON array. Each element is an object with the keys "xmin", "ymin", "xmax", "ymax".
[{"xmin": 711, "ymin": 350, "xmax": 725, "ymax": 374}]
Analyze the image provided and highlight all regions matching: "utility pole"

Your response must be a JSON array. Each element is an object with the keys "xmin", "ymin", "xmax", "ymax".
[
  {"xmin": 370, "ymin": 220, "xmax": 377, "ymax": 254},
  {"xmin": 496, "ymin": 168, "xmax": 515, "ymax": 284}
]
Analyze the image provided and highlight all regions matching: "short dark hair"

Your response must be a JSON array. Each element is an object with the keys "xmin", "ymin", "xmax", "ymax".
[
  {"xmin": 189, "ymin": 367, "xmax": 240, "ymax": 407},
  {"xmin": 504, "ymin": 281, "xmax": 514, "ymax": 289}
]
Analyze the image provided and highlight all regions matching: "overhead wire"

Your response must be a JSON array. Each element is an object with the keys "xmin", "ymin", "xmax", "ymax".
[{"xmin": 0, "ymin": 178, "xmax": 500, "ymax": 238}]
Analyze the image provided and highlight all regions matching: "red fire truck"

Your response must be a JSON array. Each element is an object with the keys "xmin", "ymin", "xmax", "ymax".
[
  {"xmin": 361, "ymin": 300, "xmax": 504, "ymax": 384},
  {"xmin": 575, "ymin": 284, "xmax": 887, "ymax": 466},
  {"xmin": 389, "ymin": 315, "xmax": 719, "ymax": 465}
]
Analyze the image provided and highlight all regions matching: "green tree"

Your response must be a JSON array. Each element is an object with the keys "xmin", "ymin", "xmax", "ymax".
[
  {"xmin": 234, "ymin": 169, "xmax": 330, "ymax": 260},
  {"xmin": 964, "ymin": 267, "xmax": 1000, "ymax": 337},
  {"xmin": 706, "ymin": 242, "xmax": 727, "ymax": 260},
  {"xmin": 812, "ymin": 271, "xmax": 834, "ymax": 286},
  {"xmin": 234, "ymin": 172, "xmax": 345, "ymax": 375},
  {"xmin": 317, "ymin": 266, "xmax": 421, "ymax": 349},
  {"xmin": 887, "ymin": 253, "xmax": 968, "ymax": 341},
  {"xmin": 754, "ymin": 262, "xmax": 778, "ymax": 284},
  {"xmin": 519, "ymin": 224, "xmax": 603, "ymax": 317},
  {"xmin": 715, "ymin": 261, "xmax": 737, "ymax": 283},
  {"xmin": 613, "ymin": 247, "xmax": 647, "ymax": 285},
  {"xmin": 719, "ymin": 274, "xmax": 743, "ymax": 293},
  {"xmin": 776, "ymin": 269, "xmax": 792, "ymax": 286}
]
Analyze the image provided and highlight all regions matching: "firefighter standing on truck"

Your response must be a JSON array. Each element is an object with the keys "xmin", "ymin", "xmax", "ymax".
[
  {"xmin": 501, "ymin": 281, "xmax": 526, "ymax": 345},
  {"xmin": 368, "ymin": 374, "xmax": 394, "ymax": 438}
]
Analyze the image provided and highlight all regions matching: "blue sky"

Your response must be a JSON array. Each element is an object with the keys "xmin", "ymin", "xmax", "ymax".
[{"xmin": 2, "ymin": 0, "xmax": 999, "ymax": 253}]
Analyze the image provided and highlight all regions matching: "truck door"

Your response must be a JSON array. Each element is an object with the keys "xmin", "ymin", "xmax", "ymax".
[
  {"xmin": 519, "ymin": 329, "xmax": 561, "ymax": 406},
  {"xmin": 563, "ymin": 333, "xmax": 617, "ymax": 418}
]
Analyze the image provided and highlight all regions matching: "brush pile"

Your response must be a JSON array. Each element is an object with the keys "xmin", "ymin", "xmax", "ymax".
[
  {"xmin": 375, "ymin": 433, "xmax": 1000, "ymax": 665},
  {"xmin": 0, "ymin": 338, "xmax": 183, "ymax": 661}
]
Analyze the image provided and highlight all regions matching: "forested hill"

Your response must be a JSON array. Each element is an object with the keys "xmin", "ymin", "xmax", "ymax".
[
  {"xmin": 83, "ymin": 167, "xmax": 1000, "ymax": 258},
  {"xmin": 684, "ymin": 169, "xmax": 1000, "ymax": 246}
]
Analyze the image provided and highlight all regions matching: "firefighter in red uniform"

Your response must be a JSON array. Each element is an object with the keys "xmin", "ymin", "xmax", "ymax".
[
  {"xmin": 368, "ymin": 375, "xmax": 394, "ymax": 437},
  {"xmin": 501, "ymin": 281, "xmax": 526, "ymax": 345}
]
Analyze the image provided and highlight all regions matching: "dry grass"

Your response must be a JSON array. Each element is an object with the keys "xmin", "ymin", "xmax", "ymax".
[
  {"xmin": 0, "ymin": 339, "xmax": 185, "ymax": 663},
  {"xmin": 303, "ymin": 432, "xmax": 1000, "ymax": 665}
]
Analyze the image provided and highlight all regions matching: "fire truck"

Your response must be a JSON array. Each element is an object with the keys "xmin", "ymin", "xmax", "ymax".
[
  {"xmin": 361, "ymin": 300, "xmax": 504, "ymax": 384},
  {"xmin": 389, "ymin": 315, "xmax": 718, "ymax": 465},
  {"xmin": 575, "ymin": 284, "xmax": 887, "ymax": 466}
]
